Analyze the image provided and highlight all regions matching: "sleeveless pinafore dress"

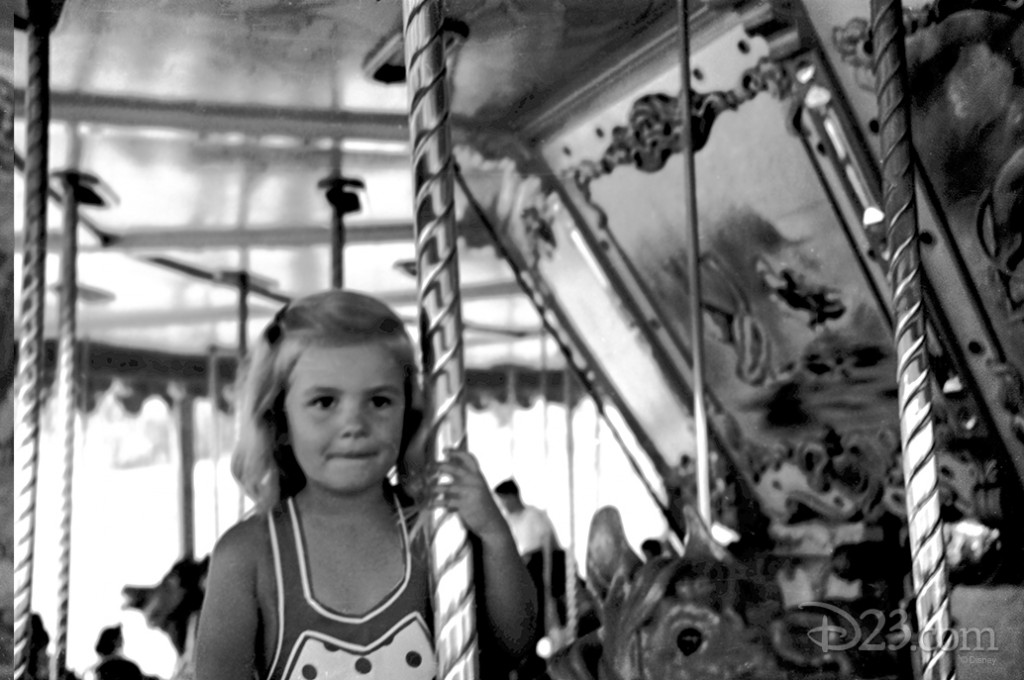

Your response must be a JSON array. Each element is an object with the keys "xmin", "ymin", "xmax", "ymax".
[{"xmin": 264, "ymin": 498, "xmax": 436, "ymax": 680}]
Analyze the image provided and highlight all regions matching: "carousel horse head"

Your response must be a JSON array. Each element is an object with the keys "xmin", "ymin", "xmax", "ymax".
[
  {"xmin": 906, "ymin": 7, "xmax": 1024, "ymax": 293},
  {"xmin": 545, "ymin": 505, "xmax": 898, "ymax": 680},
  {"xmin": 122, "ymin": 554, "xmax": 209, "ymax": 657},
  {"xmin": 906, "ymin": 7, "xmax": 1023, "ymax": 214},
  {"xmin": 549, "ymin": 505, "xmax": 789, "ymax": 680}
]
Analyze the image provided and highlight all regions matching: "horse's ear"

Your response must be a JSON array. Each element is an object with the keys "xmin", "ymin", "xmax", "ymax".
[
  {"xmin": 196, "ymin": 555, "xmax": 211, "ymax": 592},
  {"xmin": 197, "ymin": 555, "xmax": 210, "ymax": 580},
  {"xmin": 585, "ymin": 506, "xmax": 642, "ymax": 602}
]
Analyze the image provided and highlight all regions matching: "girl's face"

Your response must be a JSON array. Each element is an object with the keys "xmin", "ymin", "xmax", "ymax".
[{"xmin": 283, "ymin": 343, "xmax": 407, "ymax": 498}]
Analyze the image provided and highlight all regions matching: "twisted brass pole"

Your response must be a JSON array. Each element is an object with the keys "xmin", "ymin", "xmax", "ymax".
[
  {"xmin": 871, "ymin": 1, "xmax": 954, "ymax": 678},
  {"xmin": 50, "ymin": 166, "xmax": 88, "ymax": 680},
  {"xmin": 13, "ymin": 6, "xmax": 51, "ymax": 677},
  {"xmin": 401, "ymin": 2, "xmax": 478, "ymax": 679}
]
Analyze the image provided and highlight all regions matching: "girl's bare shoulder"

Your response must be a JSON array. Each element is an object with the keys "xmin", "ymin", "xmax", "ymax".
[{"xmin": 210, "ymin": 512, "xmax": 272, "ymax": 570}]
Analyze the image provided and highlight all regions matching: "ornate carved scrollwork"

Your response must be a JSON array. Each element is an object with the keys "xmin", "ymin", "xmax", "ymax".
[{"xmin": 565, "ymin": 59, "xmax": 793, "ymax": 189}]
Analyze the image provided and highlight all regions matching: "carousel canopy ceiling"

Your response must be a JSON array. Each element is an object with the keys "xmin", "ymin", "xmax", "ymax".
[{"xmin": 10, "ymin": 0, "xmax": 677, "ymax": 370}]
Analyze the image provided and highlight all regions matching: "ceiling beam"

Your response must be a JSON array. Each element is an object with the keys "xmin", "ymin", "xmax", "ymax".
[
  {"xmin": 13, "ymin": 88, "xmax": 411, "ymax": 142},
  {"xmin": 62, "ymin": 305, "xmax": 279, "ymax": 331},
  {"xmin": 16, "ymin": 222, "xmax": 415, "ymax": 252},
  {"xmin": 51, "ymin": 280, "xmax": 524, "ymax": 331}
]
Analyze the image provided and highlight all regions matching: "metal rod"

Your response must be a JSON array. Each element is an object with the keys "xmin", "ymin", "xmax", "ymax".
[
  {"xmin": 50, "ymin": 163, "xmax": 86, "ymax": 680},
  {"xmin": 401, "ymin": 2, "xmax": 478, "ymax": 679},
  {"xmin": 13, "ymin": 7, "xmax": 51, "ymax": 677},
  {"xmin": 507, "ymin": 366, "xmax": 516, "ymax": 468},
  {"xmin": 538, "ymin": 324, "xmax": 552, "ymax": 638},
  {"xmin": 329, "ymin": 146, "xmax": 345, "ymax": 288},
  {"xmin": 237, "ymin": 272, "xmax": 250, "ymax": 521},
  {"xmin": 676, "ymin": 0, "xmax": 712, "ymax": 525},
  {"xmin": 207, "ymin": 346, "xmax": 222, "ymax": 539},
  {"xmin": 321, "ymin": 148, "xmax": 364, "ymax": 290},
  {"xmin": 176, "ymin": 391, "xmax": 196, "ymax": 560},
  {"xmin": 330, "ymin": 207, "xmax": 345, "ymax": 288},
  {"xmin": 13, "ymin": 87, "xmax": 412, "ymax": 141},
  {"xmin": 237, "ymin": 271, "xmax": 250, "ymax": 359},
  {"xmin": 540, "ymin": 330, "xmax": 549, "ymax": 466},
  {"xmin": 871, "ymin": 1, "xmax": 954, "ymax": 678},
  {"xmin": 563, "ymin": 368, "xmax": 578, "ymax": 643},
  {"xmin": 594, "ymin": 404, "xmax": 602, "ymax": 510},
  {"xmin": 235, "ymin": 144, "xmax": 255, "ymax": 284},
  {"xmin": 14, "ymin": 222, "xmax": 416, "ymax": 253}
]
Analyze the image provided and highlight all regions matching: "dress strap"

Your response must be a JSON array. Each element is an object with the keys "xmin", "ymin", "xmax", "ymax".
[{"xmin": 265, "ymin": 505, "xmax": 287, "ymax": 678}]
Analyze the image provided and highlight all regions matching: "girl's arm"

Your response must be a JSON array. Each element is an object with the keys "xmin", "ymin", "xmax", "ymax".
[
  {"xmin": 473, "ymin": 521, "xmax": 540, "ymax": 659},
  {"xmin": 436, "ymin": 449, "xmax": 539, "ymax": 660},
  {"xmin": 195, "ymin": 520, "xmax": 263, "ymax": 680}
]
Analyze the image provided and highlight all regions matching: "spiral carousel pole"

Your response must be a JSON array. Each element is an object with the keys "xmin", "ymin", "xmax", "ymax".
[
  {"xmin": 401, "ymin": 2, "xmax": 479, "ymax": 680},
  {"xmin": 13, "ymin": 5, "xmax": 52, "ymax": 677},
  {"xmin": 50, "ymin": 164, "xmax": 91, "ymax": 680},
  {"xmin": 871, "ymin": 1, "xmax": 954, "ymax": 679},
  {"xmin": 676, "ymin": 0, "xmax": 712, "ymax": 524}
]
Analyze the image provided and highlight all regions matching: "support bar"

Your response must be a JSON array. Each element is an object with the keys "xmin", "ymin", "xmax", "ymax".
[
  {"xmin": 14, "ymin": 88, "xmax": 411, "ymax": 142},
  {"xmin": 15, "ymin": 223, "xmax": 415, "ymax": 253},
  {"xmin": 676, "ymin": 0, "xmax": 713, "ymax": 526}
]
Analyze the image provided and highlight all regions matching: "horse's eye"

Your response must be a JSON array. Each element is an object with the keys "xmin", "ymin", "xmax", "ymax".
[{"xmin": 676, "ymin": 627, "xmax": 703, "ymax": 656}]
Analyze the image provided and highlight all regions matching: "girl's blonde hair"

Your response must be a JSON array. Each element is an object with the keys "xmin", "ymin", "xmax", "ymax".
[{"xmin": 231, "ymin": 289, "xmax": 427, "ymax": 514}]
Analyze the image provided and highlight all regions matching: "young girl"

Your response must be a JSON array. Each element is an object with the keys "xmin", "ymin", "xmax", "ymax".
[{"xmin": 196, "ymin": 290, "xmax": 537, "ymax": 680}]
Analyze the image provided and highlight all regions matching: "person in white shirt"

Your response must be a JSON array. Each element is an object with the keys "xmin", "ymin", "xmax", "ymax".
[
  {"xmin": 494, "ymin": 479, "xmax": 558, "ymax": 557},
  {"xmin": 493, "ymin": 479, "xmax": 603, "ymax": 678},
  {"xmin": 493, "ymin": 479, "xmax": 564, "ymax": 640}
]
